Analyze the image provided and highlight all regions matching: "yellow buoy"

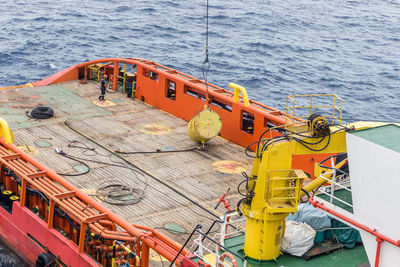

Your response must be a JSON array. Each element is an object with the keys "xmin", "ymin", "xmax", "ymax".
[
  {"xmin": 187, "ymin": 109, "xmax": 222, "ymax": 145},
  {"xmin": 0, "ymin": 117, "xmax": 14, "ymax": 144}
]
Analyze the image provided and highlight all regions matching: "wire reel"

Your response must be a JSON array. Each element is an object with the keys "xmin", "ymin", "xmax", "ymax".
[{"xmin": 307, "ymin": 114, "xmax": 330, "ymax": 137}]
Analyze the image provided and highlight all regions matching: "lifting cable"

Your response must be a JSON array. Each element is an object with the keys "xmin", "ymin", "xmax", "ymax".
[
  {"xmin": 63, "ymin": 120, "xmax": 220, "ymax": 219},
  {"xmin": 202, "ymin": 0, "xmax": 211, "ymax": 105}
]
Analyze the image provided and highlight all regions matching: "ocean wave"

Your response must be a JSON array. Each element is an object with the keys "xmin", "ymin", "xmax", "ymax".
[
  {"xmin": 0, "ymin": 0, "xmax": 397, "ymax": 125},
  {"xmin": 115, "ymin": 5, "xmax": 132, "ymax": 12},
  {"xmin": 32, "ymin": 16, "xmax": 49, "ymax": 22}
]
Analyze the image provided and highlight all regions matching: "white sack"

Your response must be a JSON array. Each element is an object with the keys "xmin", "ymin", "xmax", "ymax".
[{"xmin": 281, "ymin": 220, "xmax": 316, "ymax": 257}]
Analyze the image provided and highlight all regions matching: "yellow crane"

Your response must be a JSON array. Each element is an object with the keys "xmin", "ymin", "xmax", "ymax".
[
  {"xmin": 239, "ymin": 117, "xmax": 351, "ymax": 260},
  {"xmin": 237, "ymin": 94, "xmax": 360, "ymax": 261}
]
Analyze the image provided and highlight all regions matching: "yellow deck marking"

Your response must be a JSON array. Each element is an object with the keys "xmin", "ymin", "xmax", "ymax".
[
  {"xmin": 212, "ymin": 160, "xmax": 247, "ymax": 174},
  {"xmin": 81, "ymin": 188, "xmax": 107, "ymax": 201},
  {"xmin": 203, "ymin": 253, "xmax": 233, "ymax": 266},
  {"xmin": 139, "ymin": 124, "xmax": 172, "ymax": 135},
  {"xmin": 17, "ymin": 145, "xmax": 38, "ymax": 156},
  {"xmin": 149, "ymin": 250, "xmax": 168, "ymax": 262},
  {"xmin": 92, "ymin": 99, "xmax": 116, "ymax": 107}
]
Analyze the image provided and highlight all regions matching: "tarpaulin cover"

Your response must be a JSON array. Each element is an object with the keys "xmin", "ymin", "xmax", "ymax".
[{"xmin": 287, "ymin": 203, "xmax": 331, "ymax": 230}]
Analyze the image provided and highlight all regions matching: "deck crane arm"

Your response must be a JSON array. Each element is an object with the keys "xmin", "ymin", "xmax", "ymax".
[{"xmin": 239, "ymin": 117, "xmax": 353, "ymax": 261}]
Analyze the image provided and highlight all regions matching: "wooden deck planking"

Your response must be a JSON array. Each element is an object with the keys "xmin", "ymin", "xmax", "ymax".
[{"xmin": 8, "ymin": 80, "xmax": 252, "ymax": 257}]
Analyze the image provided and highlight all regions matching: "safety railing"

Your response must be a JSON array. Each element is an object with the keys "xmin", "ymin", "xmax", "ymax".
[
  {"xmin": 308, "ymin": 154, "xmax": 400, "ymax": 267},
  {"xmin": 310, "ymin": 196, "xmax": 400, "ymax": 267},
  {"xmin": 87, "ymin": 64, "xmax": 104, "ymax": 82},
  {"xmin": 191, "ymin": 230, "xmax": 246, "ymax": 267},
  {"xmin": 201, "ymin": 211, "xmax": 246, "ymax": 250},
  {"xmin": 286, "ymin": 94, "xmax": 343, "ymax": 125},
  {"xmin": 315, "ymin": 153, "xmax": 352, "ymax": 209},
  {"xmin": 172, "ymin": 211, "xmax": 247, "ymax": 267},
  {"xmin": 266, "ymin": 169, "xmax": 306, "ymax": 213}
]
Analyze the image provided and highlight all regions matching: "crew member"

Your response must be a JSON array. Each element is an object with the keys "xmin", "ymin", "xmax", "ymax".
[{"xmin": 99, "ymin": 74, "xmax": 107, "ymax": 101}]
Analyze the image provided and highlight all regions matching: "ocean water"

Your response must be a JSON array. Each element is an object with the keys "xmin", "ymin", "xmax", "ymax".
[{"xmin": 0, "ymin": 0, "xmax": 399, "ymax": 122}]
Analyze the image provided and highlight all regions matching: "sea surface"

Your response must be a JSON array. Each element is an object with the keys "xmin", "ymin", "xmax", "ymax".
[
  {"xmin": 0, "ymin": 0, "xmax": 399, "ymax": 122},
  {"xmin": 0, "ymin": 0, "xmax": 399, "ymax": 263}
]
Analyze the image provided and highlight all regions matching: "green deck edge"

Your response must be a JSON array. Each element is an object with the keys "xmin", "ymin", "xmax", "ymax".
[
  {"xmin": 350, "ymin": 124, "xmax": 400, "ymax": 153},
  {"xmin": 191, "ymin": 189, "xmax": 369, "ymax": 266},
  {"xmin": 196, "ymin": 234, "xmax": 368, "ymax": 267}
]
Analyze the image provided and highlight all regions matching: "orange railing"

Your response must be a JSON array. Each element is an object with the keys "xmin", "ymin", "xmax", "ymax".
[{"xmin": 0, "ymin": 138, "xmax": 188, "ymax": 266}]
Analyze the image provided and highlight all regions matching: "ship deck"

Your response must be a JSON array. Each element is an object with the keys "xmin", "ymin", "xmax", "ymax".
[{"xmin": 0, "ymin": 80, "xmax": 253, "ymax": 264}]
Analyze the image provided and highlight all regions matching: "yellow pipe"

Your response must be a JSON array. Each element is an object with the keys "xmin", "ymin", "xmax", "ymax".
[
  {"xmin": 300, "ymin": 157, "xmax": 348, "ymax": 198},
  {"xmin": 0, "ymin": 118, "xmax": 13, "ymax": 144},
  {"xmin": 300, "ymin": 175, "xmax": 329, "ymax": 198},
  {"xmin": 111, "ymin": 240, "xmax": 116, "ymax": 267},
  {"xmin": 0, "ymin": 83, "xmax": 33, "ymax": 91},
  {"xmin": 229, "ymin": 82, "xmax": 250, "ymax": 107}
]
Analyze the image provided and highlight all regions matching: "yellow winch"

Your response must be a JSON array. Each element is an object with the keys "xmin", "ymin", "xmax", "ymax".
[{"xmin": 187, "ymin": 109, "xmax": 222, "ymax": 146}]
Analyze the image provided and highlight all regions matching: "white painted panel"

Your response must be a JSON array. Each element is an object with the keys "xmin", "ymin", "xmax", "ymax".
[{"xmin": 347, "ymin": 133, "xmax": 400, "ymax": 267}]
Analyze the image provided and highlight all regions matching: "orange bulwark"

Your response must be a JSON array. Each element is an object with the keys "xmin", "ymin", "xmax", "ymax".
[
  {"xmin": 0, "ymin": 137, "xmax": 189, "ymax": 266},
  {"xmin": 32, "ymin": 58, "xmax": 298, "ymax": 148}
]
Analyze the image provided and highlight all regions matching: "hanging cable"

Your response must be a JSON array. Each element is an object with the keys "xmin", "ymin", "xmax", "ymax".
[
  {"xmin": 205, "ymin": 0, "xmax": 209, "ymax": 63},
  {"xmin": 202, "ymin": 0, "xmax": 211, "ymax": 107}
]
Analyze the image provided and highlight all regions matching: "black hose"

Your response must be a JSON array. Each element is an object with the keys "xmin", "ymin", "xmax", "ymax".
[
  {"xmin": 56, "ymin": 153, "xmax": 90, "ymax": 176},
  {"xmin": 94, "ymin": 180, "xmax": 145, "ymax": 205},
  {"xmin": 301, "ymin": 188, "xmax": 311, "ymax": 201},
  {"xmin": 115, "ymin": 147, "xmax": 200, "ymax": 154},
  {"xmin": 26, "ymin": 106, "xmax": 54, "ymax": 119},
  {"xmin": 293, "ymin": 132, "xmax": 331, "ymax": 152},
  {"xmin": 54, "ymin": 147, "xmax": 148, "ymax": 205}
]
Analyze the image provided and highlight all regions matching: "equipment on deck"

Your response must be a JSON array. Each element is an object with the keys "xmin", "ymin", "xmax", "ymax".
[
  {"xmin": 188, "ymin": 109, "xmax": 222, "ymax": 146},
  {"xmin": 25, "ymin": 106, "xmax": 54, "ymax": 119}
]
